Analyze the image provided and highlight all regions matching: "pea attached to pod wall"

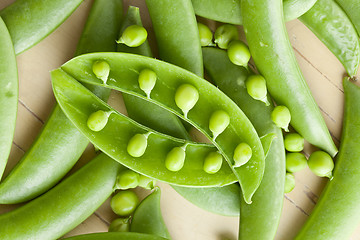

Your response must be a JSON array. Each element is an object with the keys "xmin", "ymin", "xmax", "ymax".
[
  {"xmin": 203, "ymin": 151, "xmax": 223, "ymax": 174},
  {"xmin": 165, "ymin": 145, "xmax": 186, "ymax": 172},
  {"xmin": 174, "ymin": 83, "xmax": 199, "ymax": 118},
  {"xmin": 214, "ymin": 24, "xmax": 238, "ymax": 49},
  {"xmin": 87, "ymin": 110, "xmax": 113, "ymax": 132},
  {"xmin": 209, "ymin": 110, "xmax": 230, "ymax": 140},
  {"xmin": 233, "ymin": 143, "xmax": 252, "ymax": 167},
  {"xmin": 245, "ymin": 75, "xmax": 270, "ymax": 106},
  {"xmin": 92, "ymin": 60, "xmax": 110, "ymax": 84},
  {"xmin": 117, "ymin": 25, "xmax": 148, "ymax": 47},
  {"xmin": 197, "ymin": 22, "xmax": 213, "ymax": 47},
  {"xmin": 271, "ymin": 105, "xmax": 291, "ymax": 131},
  {"xmin": 138, "ymin": 69, "xmax": 157, "ymax": 98},
  {"xmin": 227, "ymin": 40, "xmax": 251, "ymax": 68},
  {"xmin": 127, "ymin": 132, "xmax": 151, "ymax": 158}
]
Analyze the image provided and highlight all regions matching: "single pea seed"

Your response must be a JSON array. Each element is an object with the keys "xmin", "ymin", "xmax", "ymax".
[
  {"xmin": 165, "ymin": 147, "xmax": 186, "ymax": 172},
  {"xmin": 116, "ymin": 170, "xmax": 140, "ymax": 190},
  {"xmin": 108, "ymin": 218, "xmax": 130, "ymax": 232},
  {"xmin": 203, "ymin": 152, "xmax": 223, "ymax": 174},
  {"xmin": 87, "ymin": 110, "xmax": 112, "ymax": 132},
  {"xmin": 271, "ymin": 105, "xmax": 291, "ymax": 132},
  {"xmin": 284, "ymin": 133, "xmax": 304, "ymax": 152},
  {"xmin": 233, "ymin": 143, "xmax": 252, "ymax": 167},
  {"xmin": 138, "ymin": 175, "xmax": 157, "ymax": 190},
  {"xmin": 284, "ymin": 173, "xmax": 296, "ymax": 193},
  {"xmin": 127, "ymin": 133, "xmax": 148, "ymax": 157},
  {"xmin": 286, "ymin": 152, "xmax": 307, "ymax": 173},
  {"xmin": 92, "ymin": 60, "xmax": 110, "ymax": 84},
  {"xmin": 110, "ymin": 190, "xmax": 139, "ymax": 216},
  {"xmin": 227, "ymin": 40, "xmax": 251, "ymax": 67},
  {"xmin": 117, "ymin": 25, "xmax": 147, "ymax": 47},
  {"xmin": 197, "ymin": 22, "xmax": 213, "ymax": 47},
  {"xmin": 138, "ymin": 69, "xmax": 157, "ymax": 98},
  {"xmin": 308, "ymin": 151, "xmax": 334, "ymax": 179},
  {"xmin": 214, "ymin": 24, "xmax": 238, "ymax": 49},
  {"xmin": 209, "ymin": 110, "xmax": 230, "ymax": 140},
  {"xmin": 246, "ymin": 75, "xmax": 270, "ymax": 106},
  {"xmin": 175, "ymin": 84, "xmax": 199, "ymax": 118}
]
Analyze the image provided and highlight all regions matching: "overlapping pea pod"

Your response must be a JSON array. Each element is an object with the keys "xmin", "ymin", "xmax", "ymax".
[
  {"xmin": 53, "ymin": 53, "xmax": 266, "ymax": 203},
  {"xmin": 64, "ymin": 232, "xmax": 168, "ymax": 240},
  {"xmin": 335, "ymin": 0, "xmax": 360, "ymax": 37}
]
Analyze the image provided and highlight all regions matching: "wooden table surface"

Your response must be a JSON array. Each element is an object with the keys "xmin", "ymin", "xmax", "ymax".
[{"xmin": 0, "ymin": 0, "xmax": 359, "ymax": 239}]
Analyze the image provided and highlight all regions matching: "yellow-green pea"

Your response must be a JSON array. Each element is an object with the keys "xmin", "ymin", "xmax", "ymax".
[
  {"xmin": 233, "ymin": 143, "xmax": 252, "ymax": 167},
  {"xmin": 117, "ymin": 25, "xmax": 147, "ymax": 47},
  {"xmin": 197, "ymin": 22, "xmax": 213, "ymax": 47},
  {"xmin": 271, "ymin": 105, "xmax": 291, "ymax": 131},
  {"xmin": 227, "ymin": 40, "xmax": 251, "ymax": 67},
  {"xmin": 284, "ymin": 133, "xmax": 304, "ymax": 152},
  {"xmin": 285, "ymin": 173, "xmax": 296, "ymax": 193},
  {"xmin": 92, "ymin": 60, "xmax": 110, "ymax": 84},
  {"xmin": 138, "ymin": 175, "xmax": 157, "ymax": 190},
  {"xmin": 127, "ymin": 133, "xmax": 148, "ymax": 157},
  {"xmin": 165, "ymin": 147, "xmax": 186, "ymax": 172},
  {"xmin": 209, "ymin": 110, "xmax": 230, "ymax": 140},
  {"xmin": 138, "ymin": 69, "xmax": 157, "ymax": 98},
  {"xmin": 203, "ymin": 152, "xmax": 223, "ymax": 174},
  {"xmin": 87, "ymin": 110, "xmax": 112, "ymax": 132},
  {"xmin": 175, "ymin": 84, "xmax": 199, "ymax": 118},
  {"xmin": 308, "ymin": 151, "xmax": 334, "ymax": 179},
  {"xmin": 116, "ymin": 170, "xmax": 140, "ymax": 190},
  {"xmin": 108, "ymin": 218, "xmax": 130, "ymax": 232},
  {"xmin": 245, "ymin": 75, "xmax": 270, "ymax": 106},
  {"xmin": 286, "ymin": 152, "xmax": 307, "ymax": 173},
  {"xmin": 110, "ymin": 190, "xmax": 139, "ymax": 216},
  {"xmin": 214, "ymin": 24, "xmax": 238, "ymax": 49}
]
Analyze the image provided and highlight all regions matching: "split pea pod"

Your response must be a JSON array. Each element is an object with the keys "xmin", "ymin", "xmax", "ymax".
[
  {"xmin": 64, "ymin": 232, "xmax": 168, "ymax": 240},
  {"xmin": 295, "ymin": 78, "xmax": 360, "ymax": 240},
  {"xmin": 241, "ymin": 0, "xmax": 338, "ymax": 157},
  {"xmin": 335, "ymin": 0, "xmax": 360, "ymax": 36}
]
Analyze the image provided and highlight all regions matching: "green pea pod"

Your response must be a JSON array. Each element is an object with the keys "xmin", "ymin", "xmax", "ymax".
[
  {"xmin": 64, "ymin": 232, "xmax": 168, "ymax": 240},
  {"xmin": 335, "ymin": 0, "xmax": 360, "ymax": 36},
  {"xmin": 0, "ymin": 0, "xmax": 83, "ymax": 55},
  {"xmin": 131, "ymin": 187, "xmax": 171, "ymax": 239},
  {"xmin": 0, "ymin": 153, "xmax": 121, "ymax": 240},
  {"xmin": 241, "ymin": 0, "xmax": 337, "ymax": 157},
  {"xmin": 0, "ymin": 0, "xmax": 122, "ymax": 204},
  {"xmin": 0, "ymin": 17, "xmax": 17, "ymax": 180},
  {"xmin": 295, "ymin": 78, "xmax": 360, "ymax": 239},
  {"xmin": 191, "ymin": 0, "xmax": 318, "ymax": 24},
  {"xmin": 299, "ymin": 0, "xmax": 360, "ymax": 77}
]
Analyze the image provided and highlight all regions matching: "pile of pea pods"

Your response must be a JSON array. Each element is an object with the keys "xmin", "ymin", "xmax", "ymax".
[{"xmin": 1, "ymin": 0, "xmax": 360, "ymax": 239}]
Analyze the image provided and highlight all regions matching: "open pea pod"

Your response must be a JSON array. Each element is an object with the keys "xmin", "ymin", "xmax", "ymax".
[{"xmin": 57, "ymin": 52, "xmax": 265, "ymax": 203}]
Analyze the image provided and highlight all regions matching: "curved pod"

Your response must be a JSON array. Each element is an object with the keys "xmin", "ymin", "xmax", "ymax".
[{"xmin": 335, "ymin": 0, "xmax": 360, "ymax": 36}]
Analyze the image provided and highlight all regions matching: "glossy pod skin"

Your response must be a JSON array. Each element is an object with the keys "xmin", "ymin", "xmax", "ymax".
[
  {"xmin": 191, "ymin": 0, "xmax": 318, "ymax": 25},
  {"xmin": 64, "ymin": 232, "xmax": 168, "ymax": 240},
  {"xmin": 0, "ymin": 154, "xmax": 121, "ymax": 240},
  {"xmin": 203, "ymin": 47, "xmax": 285, "ymax": 240},
  {"xmin": 335, "ymin": 0, "xmax": 360, "ymax": 36},
  {"xmin": 0, "ymin": 0, "xmax": 83, "ymax": 55},
  {"xmin": 295, "ymin": 79, "xmax": 360, "ymax": 239},
  {"xmin": 241, "ymin": 0, "xmax": 337, "ymax": 157},
  {"xmin": 0, "ymin": 17, "xmax": 17, "ymax": 180},
  {"xmin": 299, "ymin": 0, "xmax": 360, "ymax": 77},
  {"xmin": 0, "ymin": 0, "xmax": 122, "ymax": 204}
]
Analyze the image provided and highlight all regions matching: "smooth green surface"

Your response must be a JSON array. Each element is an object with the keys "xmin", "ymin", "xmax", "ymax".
[
  {"xmin": 286, "ymin": 152, "xmax": 307, "ymax": 173},
  {"xmin": 285, "ymin": 173, "xmax": 295, "ymax": 193},
  {"xmin": 117, "ymin": 25, "xmax": 148, "ymax": 47},
  {"xmin": 214, "ymin": 24, "xmax": 238, "ymax": 49},
  {"xmin": 241, "ymin": 0, "xmax": 337, "ymax": 157},
  {"xmin": 295, "ymin": 78, "xmax": 360, "ymax": 239},
  {"xmin": 284, "ymin": 133, "xmax": 304, "ymax": 152},
  {"xmin": 109, "ymin": 218, "xmax": 130, "ymax": 232},
  {"xmin": 64, "ymin": 232, "xmax": 168, "ymax": 240},
  {"xmin": 335, "ymin": 0, "xmax": 360, "ymax": 36},
  {"xmin": 111, "ymin": 190, "xmax": 139, "ymax": 216},
  {"xmin": 307, "ymin": 151, "xmax": 334, "ymax": 178}
]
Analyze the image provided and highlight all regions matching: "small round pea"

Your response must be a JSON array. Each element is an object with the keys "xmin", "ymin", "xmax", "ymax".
[
  {"xmin": 308, "ymin": 151, "xmax": 334, "ymax": 179},
  {"xmin": 227, "ymin": 40, "xmax": 251, "ymax": 67},
  {"xmin": 116, "ymin": 170, "xmax": 140, "ymax": 190},
  {"xmin": 286, "ymin": 152, "xmax": 307, "ymax": 173},
  {"xmin": 214, "ymin": 24, "xmax": 238, "ymax": 49},
  {"xmin": 110, "ymin": 190, "xmax": 139, "ymax": 216},
  {"xmin": 203, "ymin": 152, "xmax": 223, "ymax": 174},
  {"xmin": 138, "ymin": 69, "xmax": 157, "ymax": 98},
  {"xmin": 92, "ymin": 60, "xmax": 110, "ymax": 84},
  {"xmin": 271, "ymin": 105, "xmax": 291, "ymax": 132},
  {"xmin": 284, "ymin": 133, "xmax": 304, "ymax": 152},
  {"xmin": 284, "ymin": 173, "xmax": 296, "ymax": 193},
  {"xmin": 117, "ymin": 25, "xmax": 147, "ymax": 47},
  {"xmin": 197, "ymin": 22, "xmax": 213, "ymax": 47},
  {"xmin": 138, "ymin": 175, "xmax": 157, "ymax": 190},
  {"xmin": 175, "ymin": 84, "xmax": 199, "ymax": 118},
  {"xmin": 209, "ymin": 110, "xmax": 230, "ymax": 140},
  {"xmin": 233, "ymin": 143, "xmax": 252, "ymax": 167},
  {"xmin": 108, "ymin": 218, "xmax": 130, "ymax": 232},
  {"xmin": 165, "ymin": 147, "xmax": 186, "ymax": 172},
  {"xmin": 87, "ymin": 110, "xmax": 112, "ymax": 132},
  {"xmin": 127, "ymin": 133, "xmax": 148, "ymax": 157},
  {"xmin": 245, "ymin": 75, "xmax": 270, "ymax": 106}
]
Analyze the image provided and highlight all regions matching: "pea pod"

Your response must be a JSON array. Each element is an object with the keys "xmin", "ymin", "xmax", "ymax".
[
  {"xmin": 241, "ymin": 0, "xmax": 337, "ymax": 157},
  {"xmin": 335, "ymin": 0, "xmax": 360, "ymax": 36},
  {"xmin": 0, "ymin": 17, "xmax": 17, "ymax": 180},
  {"xmin": 299, "ymin": 0, "xmax": 360, "ymax": 77},
  {"xmin": 295, "ymin": 78, "xmax": 360, "ymax": 239},
  {"xmin": 64, "ymin": 232, "xmax": 168, "ymax": 240}
]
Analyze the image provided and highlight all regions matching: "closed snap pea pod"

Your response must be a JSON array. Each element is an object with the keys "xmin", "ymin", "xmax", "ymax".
[
  {"xmin": 241, "ymin": 0, "xmax": 337, "ymax": 157},
  {"xmin": 0, "ymin": 17, "xmax": 17, "ymax": 180},
  {"xmin": 335, "ymin": 0, "xmax": 360, "ymax": 36},
  {"xmin": 299, "ymin": 0, "xmax": 360, "ymax": 77},
  {"xmin": 64, "ymin": 232, "xmax": 168, "ymax": 240},
  {"xmin": 295, "ymin": 78, "xmax": 360, "ymax": 240}
]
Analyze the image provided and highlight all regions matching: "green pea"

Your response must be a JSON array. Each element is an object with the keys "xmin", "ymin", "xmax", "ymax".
[
  {"xmin": 214, "ymin": 24, "xmax": 238, "ymax": 49},
  {"xmin": 108, "ymin": 218, "xmax": 130, "ymax": 232},
  {"xmin": 110, "ymin": 190, "xmax": 139, "ymax": 216},
  {"xmin": 284, "ymin": 173, "xmax": 296, "ymax": 193},
  {"xmin": 197, "ymin": 22, "xmax": 213, "ymax": 47},
  {"xmin": 233, "ymin": 143, "xmax": 252, "ymax": 167},
  {"xmin": 209, "ymin": 110, "xmax": 230, "ymax": 140},
  {"xmin": 87, "ymin": 110, "xmax": 112, "ymax": 132},
  {"xmin": 116, "ymin": 170, "xmax": 140, "ymax": 190},
  {"xmin": 286, "ymin": 152, "xmax": 307, "ymax": 173},
  {"xmin": 284, "ymin": 133, "xmax": 304, "ymax": 152},
  {"xmin": 203, "ymin": 151, "xmax": 223, "ymax": 174},
  {"xmin": 92, "ymin": 60, "xmax": 110, "ymax": 84},
  {"xmin": 165, "ymin": 146, "xmax": 186, "ymax": 172},
  {"xmin": 227, "ymin": 40, "xmax": 251, "ymax": 67},
  {"xmin": 308, "ymin": 151, "xmax": 334, "ymax": 179},
  {"xmin": 138, "ymin": 69, "xmax": 157, "ymax": 98},
  {"xmin": 127, "ymin": 133, "xmax": 149, "ymax": 157},
  {"xmin": 138, "ymin": 175, "xmax": 157, "ymax": 190},
  {"xmin": 175, "ymin": 84, "xmax": 199, "ymax": 118},
  {"xmin": 271, "ymin": 105, "xmax": 291, "ymax": 132},
  {"xmin": 117, "ymin": 25, "xmax": 148, "ymax": 47},
  {"xmin": 245, "ymin": 75, "xmax": 270, "ymax": 106}
]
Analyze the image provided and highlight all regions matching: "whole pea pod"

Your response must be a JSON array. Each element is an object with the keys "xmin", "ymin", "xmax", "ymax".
[
  {"xmin": 241, "ymin": 0, "xmax": 338, "ymax": 157},
  {"xmin": 334, "ymin": 0, "xmax": 360, "ymax": 37},
  {"xmin": 64, "ymin": 232, "xmax": 168, "ymax": 240},
  {"xmin": 295, "ymin": 78, "xmax": 360, "ymax": 239}
]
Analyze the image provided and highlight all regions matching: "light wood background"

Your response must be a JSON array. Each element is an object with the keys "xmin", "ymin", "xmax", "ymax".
[{"xmin": 0, "ymin": 0, "xmax": 359, "ymax": 239}]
